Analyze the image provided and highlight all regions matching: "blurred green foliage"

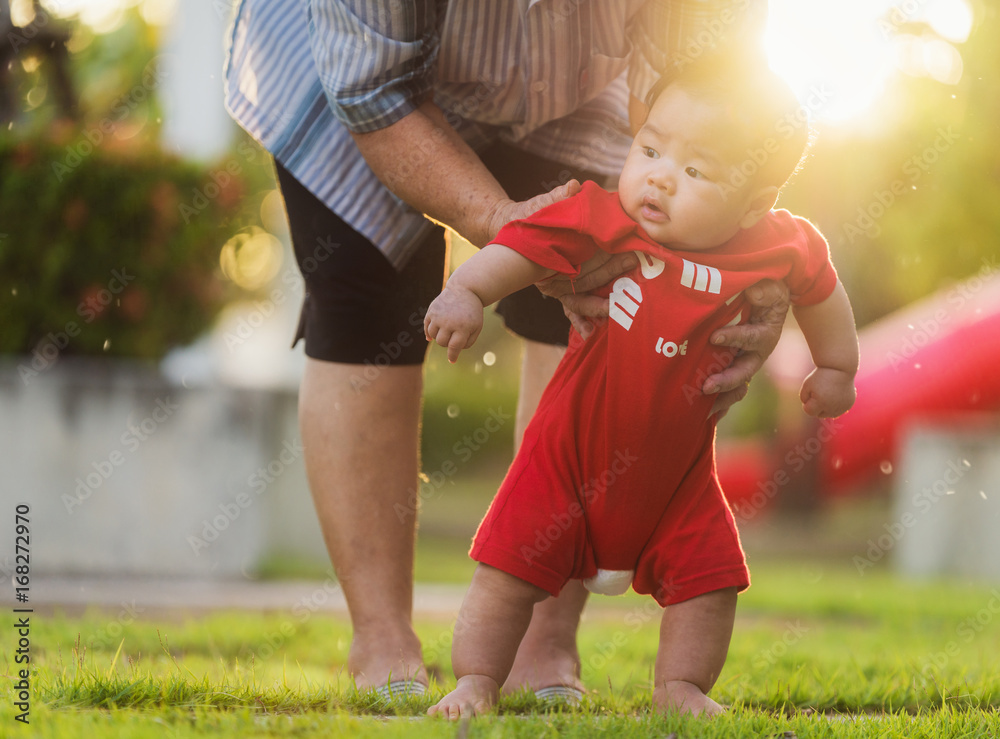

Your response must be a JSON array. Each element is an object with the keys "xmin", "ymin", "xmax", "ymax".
[
  {"xmin": 0, "ymin": 132, "xmax": 244, "ymax": 360},
  {"xmin": 0, "ymin": 6, "xmax": 269, "ymax": 361}
]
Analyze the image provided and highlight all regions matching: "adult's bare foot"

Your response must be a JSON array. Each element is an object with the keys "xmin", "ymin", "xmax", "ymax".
[
  {"xmin": 502, "ymin": 585, "xmax": 587, "ymax": 696},
  {"xmin": 347, "ymin": 631, "xmax": 428, "ymax": 692},
  {"xmin": 502, "ymin": 622, "xmax": 585, "ymax": 697},
  {"xmin": 502, "ymin": 639, "xmax": 584, "ymax": 696}
]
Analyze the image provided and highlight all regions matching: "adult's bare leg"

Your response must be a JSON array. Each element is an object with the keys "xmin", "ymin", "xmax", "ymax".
[
  {"xmin": 299, "ymin": 357, "xmax": 427, "ymax": 690},
  {"xmin": 503, "ymin": 338, "xmax": 589, "ymax": 695}
]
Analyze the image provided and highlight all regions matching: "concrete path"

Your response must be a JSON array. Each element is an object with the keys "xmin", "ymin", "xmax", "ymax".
[{"xmin": 2, "ymin": 576, "xmax": 469, "ymax": 617}]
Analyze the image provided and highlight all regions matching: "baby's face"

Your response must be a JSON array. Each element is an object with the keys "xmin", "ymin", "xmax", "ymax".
[{"xmin": 619, "ymin": 86, "xmax": 760, "ymax": 251}]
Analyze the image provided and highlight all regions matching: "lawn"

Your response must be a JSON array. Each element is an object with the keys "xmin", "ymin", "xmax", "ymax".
[{"xmin": 3, "ymin": 555, "xmax": 1000, "ymax": 738}]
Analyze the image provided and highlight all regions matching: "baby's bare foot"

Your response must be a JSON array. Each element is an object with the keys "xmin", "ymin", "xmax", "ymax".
[
  {"xmin": 427, "ymin": 675, "xmax": 500, "ymax": 720},
  {"xmin": 653, "ymin": 680, "xmax": 725, "ymax": 717}
]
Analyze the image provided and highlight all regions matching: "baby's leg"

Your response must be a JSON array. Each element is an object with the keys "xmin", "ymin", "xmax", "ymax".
[
  {"xmin": 653, "ymin": 587, "xmax": 738, "ymax": 717},
  {"xmin": 428, "ymin": 564, "xmax": 549, "ymax": 719}
]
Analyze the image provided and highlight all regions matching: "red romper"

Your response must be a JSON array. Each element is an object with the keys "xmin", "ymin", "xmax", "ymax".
[{"xmin": 471, "ymin": 182, "xmax": 839, "ymax": 606}]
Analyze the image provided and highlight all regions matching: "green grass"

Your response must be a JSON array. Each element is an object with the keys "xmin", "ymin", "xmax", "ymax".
[{"xmin": 3, "ymin": 559, "xmax": 1000, "ymax": 737}]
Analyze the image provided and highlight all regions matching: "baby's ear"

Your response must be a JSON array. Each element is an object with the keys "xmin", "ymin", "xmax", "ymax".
[{"xmin": 739, "ymin": 185, "xmax": 779, "ymax": 229}]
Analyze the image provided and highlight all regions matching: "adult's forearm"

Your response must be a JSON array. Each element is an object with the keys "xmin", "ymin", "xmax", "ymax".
[{"xmin": 349, "ymin": 100, "xmax": 510, "ymax": 247}]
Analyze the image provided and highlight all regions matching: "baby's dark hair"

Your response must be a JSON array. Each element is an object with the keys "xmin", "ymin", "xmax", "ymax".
[{"xmin": 645, "ymin": 50, "xmax": 811, "ymax": 189}]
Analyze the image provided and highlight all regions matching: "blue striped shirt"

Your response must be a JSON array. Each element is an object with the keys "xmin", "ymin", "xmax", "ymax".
[{"xmin": 224, "ymin": 0, "xmax": 763, "ymax": 269}]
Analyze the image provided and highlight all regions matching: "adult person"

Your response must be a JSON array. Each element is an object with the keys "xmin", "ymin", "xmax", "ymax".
[{"xmin": 224, "ymin": 0, "xmax": 785, "ymax": 698}]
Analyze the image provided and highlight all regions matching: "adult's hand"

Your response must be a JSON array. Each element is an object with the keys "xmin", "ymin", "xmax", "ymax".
[
  {"xmin": 483, "ymin": 179, "xmax": 583, "ymax": 244},
  {"xmin": 704, "ymin": 279, "xmax": 790, "ymax": 417},
  {"xmin": 536, "ymin": 251, "xmax": 640, "ymax": 339}
]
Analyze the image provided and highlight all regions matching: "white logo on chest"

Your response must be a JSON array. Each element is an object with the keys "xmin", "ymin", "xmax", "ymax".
[
  {"xmin": 609, "ymin": 277, "xmax": 642, "ymax": 330},
  {"xmin": 608, "ymin": 252, "xmax": 666, "ymax": 331},
  {"xmin": 655, "ymin": 338, "xmax": 688, "ymax": 357},
  {"xmin": 680, "ymin": 259, "xmax": 722, "ymax": 294}
]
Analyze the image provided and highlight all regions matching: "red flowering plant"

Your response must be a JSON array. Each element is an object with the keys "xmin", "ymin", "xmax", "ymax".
[
  {"xmin": 0, "ymin": 7, "xmax": 272, "ymax": 367},
  {"xmin": 0, "ymin": 128, "xmax": 255, "ymax": 362}
]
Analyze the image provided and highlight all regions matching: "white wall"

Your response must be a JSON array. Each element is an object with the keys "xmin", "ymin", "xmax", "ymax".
[
  {"xmin": 0, "ymin": 359, "xmax": 327, "ymax": 578},
  {"xmin": 892, "ymin": 421, "xmax": 1000, "ymax": 580},
  {"xmin": 159, "ymin": 0, "xmax": 235, "ymax": 161}
]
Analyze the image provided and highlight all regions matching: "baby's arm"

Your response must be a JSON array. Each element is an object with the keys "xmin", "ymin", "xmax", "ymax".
[
  {"xmin": 791, "ymin": 280, "xmax": 860, "ymax": 418},
  {"xmin": 424, "ymin": 243, "xmax": 555, "ymax": 362}
]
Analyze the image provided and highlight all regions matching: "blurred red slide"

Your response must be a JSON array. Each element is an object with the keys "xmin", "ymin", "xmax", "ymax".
[{"xmin": 718, "ymin": 263, "xmax": 1000, "ymax": 507}]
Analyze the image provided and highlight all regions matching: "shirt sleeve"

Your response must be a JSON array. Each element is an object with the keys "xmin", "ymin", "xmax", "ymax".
[
  {"xmin": 627, "ymin": 0, "xmax": 768, "ymax": 103},
  {"xmin": 307, "ymin": 0, "xmax": 445, "ymax": 133},
  {"xmin": 786, "ymin": 217, "xmax": 839, "ymax": 307},
  {"xmin": 491, "ymin": 194, "xmax": 604, "ymax": 277}
]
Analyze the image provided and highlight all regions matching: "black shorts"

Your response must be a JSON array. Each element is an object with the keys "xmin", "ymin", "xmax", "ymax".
[{"xmin": 276, "ymin": 143, "xmax": 603, "ymax": 365}]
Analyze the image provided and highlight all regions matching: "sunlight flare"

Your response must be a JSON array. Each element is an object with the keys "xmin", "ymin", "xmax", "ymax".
[{"xmin": 765, "ymin": 0, "xmax": 972, "ymax": 125}]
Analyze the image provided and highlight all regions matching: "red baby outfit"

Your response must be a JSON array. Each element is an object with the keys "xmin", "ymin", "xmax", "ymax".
[{"xmin": 470, "ymin": 182, "xmax": 838, "ymax": 606}]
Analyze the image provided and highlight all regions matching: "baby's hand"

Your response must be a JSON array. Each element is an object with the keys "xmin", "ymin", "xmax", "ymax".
[
  {"xmin": 799, "ymin": 367, "xmax": 856, "ymax": 418},
  {"xmin": 424, "ymin": 285, "xmax": 485, "ymax": 363}
]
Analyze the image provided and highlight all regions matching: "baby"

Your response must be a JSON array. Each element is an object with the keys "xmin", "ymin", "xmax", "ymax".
[{"xmin": 424, "ymin": 51, "xmax": 859, "ymax": 719}]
